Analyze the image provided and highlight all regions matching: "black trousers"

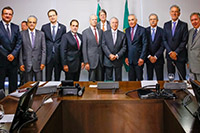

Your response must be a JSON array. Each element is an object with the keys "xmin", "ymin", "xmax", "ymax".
[
  {"xmin": 89, "ymin": 63, "xmax": 104, "ymax": 81},
  {"xmin": 0, "ymin": 65, "xmax": 18, "ymax": 93},
  {"xmin": 46, "ymin": 54, "xmax": 62, "ymax": 81},
  {"xmin": 105, "ymin": 66, "xmax": 122, "ymax": 81},
  {"xmin": 167, "ymin": 60, "xmax": 186, "ymax": 80},
  {"xmin": 128, "ymin": 64, "xmax": 143, "ymax": 81},
  {"xmin": 146, "ymin": 62, "xmax": 164, "ymax": 80},
  {"xmin": 65, "ymin": 69, "xmax": 81, "ymax": 81}
]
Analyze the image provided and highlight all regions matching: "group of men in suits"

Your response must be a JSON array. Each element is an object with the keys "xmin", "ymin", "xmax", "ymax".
[{"xmin": 1, "ymin": 5, "xmax": 200, "ymax": 93}]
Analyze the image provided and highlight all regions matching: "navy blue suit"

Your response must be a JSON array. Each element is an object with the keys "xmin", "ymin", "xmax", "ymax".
[
  {"xmin": 125, "ymin": 25, "xmax": 148, "ymax": 81},
  {"xmin": 41, "ymin": 23, "xmax": 66, "ymax": 81},
  {"xmin": 146, "ymin": 26, "xmax": 165, "ymax": 80},
  {"xmin": 163, "ymin": 20, "xmax": 188, "ymax": 79},
  {"xmin": 60, "ymin": 31, "xmax": 83, "ymax": 81},
  {"xmin": 0, "ymin": 21, "xmax": 22, "ymax": 93}
]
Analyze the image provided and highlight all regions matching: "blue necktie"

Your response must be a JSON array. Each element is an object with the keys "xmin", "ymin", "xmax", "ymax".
[
  {"xmin": 31, "ymin": 32, "xmax": 35, "ymax": 48},
  {"xmin": 52, "ymin": 25, "xmax": 56, "ymax": 41},
  {"xmin": 6, "ymin": 24, "xmax": 11, "ymax": 40},
  {"xmin": 152, "ymin": 28, "xmax": 155, "ymax": 41},
  {"xmin": 192, "ymin": 29, "xmax": 197, "ymax": 43},
  {"xmin": 172, "ymin": 22, "xmax": 176, "ymax": 36}
]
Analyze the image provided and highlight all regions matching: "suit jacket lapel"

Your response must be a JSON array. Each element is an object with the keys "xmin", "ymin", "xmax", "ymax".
[
  {"xmin": 70, "ymin": 32, "xmax": 79, "ymax": 49},
  {"xmin": 33, "ymin": 30, "xmax": 39, "ymax": 49},
  {"xmin": 89, "ymin": 27, "xmax": 98, "ymax": 45},
  {"xmin": 126, "ymin": 27, "xmax": 132, "ymax": 42},
  {"xmin": 173, "ymin": 20, "xmax": 180, "ymax": 37},
  {"xmin": 46, "ymin": 23, "xmax": 53, "ymax": 41},
  {"xmin": 55, "ymin": 23, "xmax": 62, "ymax": 41},
  {"xmin": 25, "ymin": 30, "xmax": 32, "ymax": 49},
  {"xmin": 114, "ymin": 30, "xmax": 120, "ymax": 46},
  {"xmin": 0, "ymin": 21, "xmax": 11, "ymax": 41},
  {"xmin": 192, "ymin": 29, "xmax": 200, "ymax": 47}
]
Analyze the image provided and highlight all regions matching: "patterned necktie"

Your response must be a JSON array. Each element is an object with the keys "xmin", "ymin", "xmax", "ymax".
[
  {"xmin": 172, "ymin": 21, "xmax": 176, "ymax": 36},
  {"xmin": 6, "ymin": 24, "xmax": 11, "ymax": 40},
  {"xmin": 152, "ymin": 28, "xmax": 155, "ymax": 41},
  {"xmin": 102, "ymin": 23, "xmax": 105, "ymax": 31},
  {"xmin": 192, "ymin": 29, "xmax": 198, "ymax": 43},
  {"xmin": 131, "ymin": 28, "xmax": 134, "ymax": 41},
  {"xmin": 31, "ymin": 32, "xmax": 35, "ymax": 48},
  {"xmin": 74, "ymin": 34, "xmax": 80, "ymax": 50},
  {"xmin": 52, "ymin": 25, "xmax": 56, "ymax": 41},
  {"xmin": 94, "ymin": 27, "xmax": 98, "ymax": 44}
]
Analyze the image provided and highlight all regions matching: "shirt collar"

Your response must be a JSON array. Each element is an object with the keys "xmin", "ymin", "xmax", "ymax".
[
  {"xmin": 71, "ymin": 31, "xmax": 77, "ymax": 36},
  {"xmin": 171, "ymin": 19, "xmax": 179, "ymax": 24},
  {"xmin": 90, "ymin": 26, "xmax": 97, "ymax": 30},
  {"xmin": 50, "ymin": 22, "xmax": 58, "ymax": 28},
  {"xmin": 111, "ymin": 29, "xmax": 117, "ymax": 33},
  {"xmin": 28, "ymin": 29, "xmax": 36, "ymax": 34},
  {"xmin": 2, "ymin": 20, "xmax": 10, "ymax": 27}
]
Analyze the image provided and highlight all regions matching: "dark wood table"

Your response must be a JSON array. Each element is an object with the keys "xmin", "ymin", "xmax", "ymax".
[{"xmin": 0, "ymin": 81, "xmax": 200, "ymax": 133}]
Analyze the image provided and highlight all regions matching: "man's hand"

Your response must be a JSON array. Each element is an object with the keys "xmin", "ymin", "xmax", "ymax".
[
  {"xmin": 109, "ymin": 54, "xmax": 117, "ymax": 61},
  {"xmin": 63, "ymin": 65, "xmax": 69, "ymax": 72},
  {"xmin": 85, "ymin": 63, "xmax": 90, "ymax": 71},
  {"xmin": 125, "ymin": 58, "xmax": 129, "ymax": 66},
  {"xmin": 138, "ymin": 58, "xmax": 144, "ymax": 66},
  {"xmin": 7, "ymin": 54, "xmax": 14, "ymax": 62},
  {"xmin": 170, "ymin": 51, "xmax": 177, "ymax": 60},
  {"xmin": 149, "ymin": 56, "xmax": 157, "ymax": 64},
  {"xmin": 20, "ymin": 65, "xmax": 25, "ymax": 72},
  {"xmin": 40, "ymin": 64, "xmax": 45, "ymax": 70},
  {"xmin": 81, "ymin": 63, "xmax": 85, "ymax": 70}
]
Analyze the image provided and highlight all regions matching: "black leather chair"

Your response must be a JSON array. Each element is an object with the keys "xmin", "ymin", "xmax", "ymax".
[{"xmin": 0, "ymin": 89, "xmax": 5, "ymax": 100}]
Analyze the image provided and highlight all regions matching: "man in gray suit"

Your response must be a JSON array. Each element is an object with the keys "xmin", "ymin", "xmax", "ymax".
[
  {"xmin": 97, "ymin": 9, "xmax": 111, "ymax": 32},
  {"xmin": 102, "ymin": 17, "xmax": 126, "ymax": 81},
  {"xmin": 187, "ymin": 12, "xmax": 200, "ymax": 81},
  {"xmin": 82, "ymin": 14, "xmax": 104, "ymax": 81},
  {"xmin": 19, "ymin": 15, "xmax": 46, "ymax": 82}
]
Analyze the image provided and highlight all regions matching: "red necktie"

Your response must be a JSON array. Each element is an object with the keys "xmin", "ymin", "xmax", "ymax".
[
  {"xmin": 131, "ymin": 28, "xmax": 134, "ymax": 41},
  {"xmin": 94, "ymin": 27, "xmax": 98, "ymax": 44},
  {"xmin": 74, "ymin": 34, "xmax": 80, "ymax": 50}
]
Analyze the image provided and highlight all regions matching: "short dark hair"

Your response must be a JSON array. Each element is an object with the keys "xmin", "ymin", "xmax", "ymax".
[
  {"xmin": 47, "ymin": 9, "xmax": 57, "ymax": 16},
  {"xmin": 2, "ymin": 6, "xmax": 14, "ymax": 15},
  {"xmin": 170, "ymin": 5, "xmax": 180, "ymax": 12},
  {"xmin": 21, "ymin": 21, "xmax": 27, "ymax": 24},
  {"xmin": 99, "ymin": 9, "xmax": 107, "ymax": 16},
  {"xmin": 190, "ymin": 12, "xmax": 200, "ymax": 19},
  {"xmin": 70, "ymin": 19, "xmax": 79, "ymax": 26}
]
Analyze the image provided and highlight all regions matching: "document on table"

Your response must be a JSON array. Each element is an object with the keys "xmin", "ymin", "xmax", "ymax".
[
  {"xmin": 0, "ymin": 114, "xmax": 14, "ymax": 123},
  {"xmin": 188, "ymin": 89, "xmax": 195, "ymax": 96},
  {"xmin": 43, "ymin": 81, "xmax": 61, "ymax": 87},
  {"xmin": 141, "ymin": 80, "xmax": 158, "ymax": 88},
  {"xmin": 9, "ymin": 90, "xmax": 25, "ymax": 98},
  {"xmin": 89, "ymin": 85, "xmax": 97, "ymax": 88},
  {"xmin": 30, "ymin": 81, "xmax": 46, "ymax": 87}
]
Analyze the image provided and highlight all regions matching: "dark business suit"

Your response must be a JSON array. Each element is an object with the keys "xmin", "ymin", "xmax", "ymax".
[
  {"xmin": 146, "ymin": 26, "xmax": 165, "ymax": 80},
  {"xmin": 41, "ymin": 23, "xmax": 66, "ymax": 81},
  {"xmin": 125, "ymin": 24, "xmax": 148, "ymax": 81},
  {"xmin": 60, "ymin": 31, "xmax": 83, "ymax": 81},
  {"xmin": 97, "ymin": 20, "xmax": 111, "ymax": 31},
  {"xmin": 0, "ymin": 21, "xmax": 22, "ymax": 93},
  {"xmin": 19, "ymin": 29, "xmax": 46, "ymax": 82},
  {"xmin": 102, "ymin": 30, "xmax": 126, "ymax": 81},
  {"xmin": 163, "ymin": 20, "xmax": 188, "ymax": 80},
  {"xmin": 82, "ymin": 26, "xmax": 104, "ymax": 81}
]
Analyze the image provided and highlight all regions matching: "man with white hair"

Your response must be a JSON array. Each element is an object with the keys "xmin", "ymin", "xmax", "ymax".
[
  {"xmin": 102, "ymin": 17, "xmax": 126, "ymax": 81},
  {"xmin": 82, "ymin": 14, "xmax": 104, "ymax": 81}
]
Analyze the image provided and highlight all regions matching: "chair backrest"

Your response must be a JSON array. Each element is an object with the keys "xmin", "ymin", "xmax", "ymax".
[{"xmin": 0, "ymin": 89, "xmax": 5, "ymax": 100}]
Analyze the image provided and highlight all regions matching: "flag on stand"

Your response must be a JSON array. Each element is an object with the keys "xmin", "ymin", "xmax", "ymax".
[
  {"xmin": 96, "ymin": 0, "xmax": 101, "ymax": 22},
  {"xmin": 123, "ymin": 0, "xmax": 130, "ymax": 72}
]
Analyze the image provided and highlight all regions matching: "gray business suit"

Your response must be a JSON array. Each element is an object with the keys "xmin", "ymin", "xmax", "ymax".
[
  {"xmin": 187, "ymin": 28, "xmax": 200, "ymax": 81},
  {"xmin": 102, "ymin": 30, "xmax": 126, "ymax": 81},
  {"xmin": 19, "ymin": 29, "xmax": 46, "ymax": 82},
  {"xmin": 82, "ymin": 26, "xmax": 104, "ymax": 81},
  {"xmin": 97, "ymin": 20, "xmax": 111, "ymax": 31}
]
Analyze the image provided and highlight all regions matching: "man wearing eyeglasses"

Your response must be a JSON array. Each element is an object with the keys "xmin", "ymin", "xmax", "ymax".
[{"xmin": 0, "ymin": 6, "xmax": 22, "ymax": 93}]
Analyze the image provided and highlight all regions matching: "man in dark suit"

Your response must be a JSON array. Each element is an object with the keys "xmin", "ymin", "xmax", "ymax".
[
  {"xmin": 163, "ymin": 5, "xmax": 188, "ymax": 80},
  {"xmin": 82, "ymin": 14, "xmax": 104, "ymax": 81},
  {"xmin": 19, "ymin": 15, "xmax": 46, "ymax": 82},
  {"xmin": 97, "ymin": 9, "xmax": 111, "ymax": 32},
  {"xmin": 102, "ymin": 17, "xmax": 126, "ymax": 81},
  {"xmin": 146, "ymin": 13, "xmax": 165, "ymax": 80},
  {"xmin": 0, "ymin": 6, "xmax": 22, "ymax": 93},
  {"xmin": 41, "ymin": 9, "xmax": 66, "ymax": 81},
  {"xmin": 60, "ymin": 19, "xmax": 84, "ymax": 81},
  {"xmin": 125, "ymin": 14, "xmax": 148, "ymax": 81}
]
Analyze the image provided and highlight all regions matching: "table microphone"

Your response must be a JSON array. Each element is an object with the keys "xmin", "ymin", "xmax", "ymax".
[{"xmin": 171, "ymin": 61, "xmax": 184, "ymax": 81}]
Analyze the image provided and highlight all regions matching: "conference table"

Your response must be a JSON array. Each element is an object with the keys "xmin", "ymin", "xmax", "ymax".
[{"xmin": 0, "ymin": 81, "xmax": 200, "ymax": 133}]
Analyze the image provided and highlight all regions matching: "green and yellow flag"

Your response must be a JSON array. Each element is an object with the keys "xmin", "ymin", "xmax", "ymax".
[
  {"xmin": 123, "ymin": 0, "xmax": 130, "ymax": 72},
  {"xmin": 96, "ymin": 1, "xmax": 101, "ymax": 22}
]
